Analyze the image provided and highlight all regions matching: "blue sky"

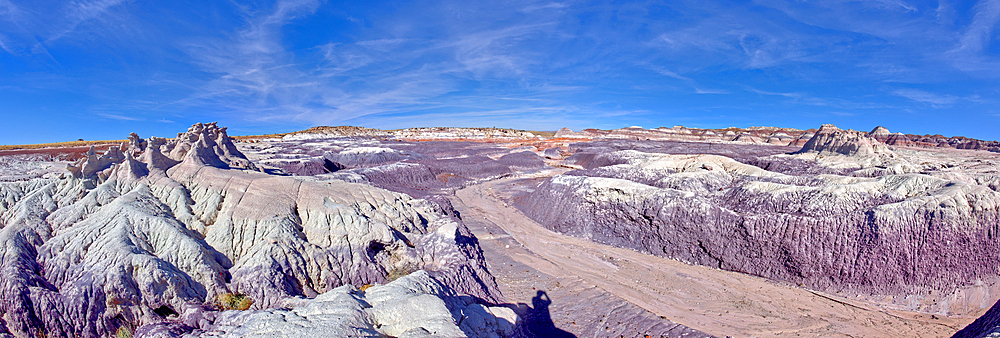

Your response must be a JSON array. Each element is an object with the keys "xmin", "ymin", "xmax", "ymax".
[{"xmin": 1, "ymin": 0, "xmax": 999, "ymax": 144}]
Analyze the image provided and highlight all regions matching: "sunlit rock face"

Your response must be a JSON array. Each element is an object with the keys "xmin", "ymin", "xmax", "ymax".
[
  {"xmin": 517, "ymin": 128, "xmax": 1000, "ymax": 316},
  {"xmin": 154, "ymin": 271, "xmax": 517, "ymax": 338},
  {"xmin": 797, "ymin": 124, "xmax": 892, "ymax": 157},
  {"xmin": 0, "ymin": 123, "xmax": 503, "ymax": 338}
]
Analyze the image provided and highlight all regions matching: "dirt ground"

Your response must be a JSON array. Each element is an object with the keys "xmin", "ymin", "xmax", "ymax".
[{"xmin": 454, "ymin": 173, "xmax": 977, "ymax": 338}]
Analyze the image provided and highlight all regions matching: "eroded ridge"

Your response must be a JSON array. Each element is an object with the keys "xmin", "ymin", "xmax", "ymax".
[
  {"xmin": 516, "ymin": 126, "xmax": 1000, "ymax": 320},
  {"xmin": 0, "ymin": 123, "xmax": 510, "ymax": 338}
]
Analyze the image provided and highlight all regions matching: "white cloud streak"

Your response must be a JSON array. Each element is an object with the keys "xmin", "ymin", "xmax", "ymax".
[
  {"xmin": 46, "ymin": 0, "xmax": 126, "ymax": 42},
  {"xmin": 96, "ymin": 112, "xmax": 143, "ymax": 121},
  {"xmin": 893, "ymin": 89, "xmax": 958, "ymax": 106},
  {"xmin": 746, "ymin": 87, "xmax": 800, "ymax": 98}
]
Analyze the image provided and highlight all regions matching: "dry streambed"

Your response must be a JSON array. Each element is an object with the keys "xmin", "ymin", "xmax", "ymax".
[{"xmin": 455, "ymin": 175, "xmax": 972, "ymax": 337}]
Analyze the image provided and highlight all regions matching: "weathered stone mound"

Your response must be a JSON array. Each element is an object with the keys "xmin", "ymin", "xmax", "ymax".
[
  {"xmin": 149, "ymin": 271, "xmax": 517, "ymax": 338},
  {"xmin": 864, "ymin": 125, "xmax": 1000, "ymax": 152},
  {"xmin": 0, "ymin": 123, "xmax": 503, "ymax": 338},
  {"xmin": 553, "ymin": 127, "xmax": 597, "ymax": 139},
  {"xmin": 517, "ymin": 149, "xmax": 1000, "ymax": 315},
  {"xmin": 785, "ymin": 124, "xmax": 920, "ymax": 176},
  {"xmin": 324, "ymin": 146, "xmax": 425, "ymax": 167},
  {"xmin": 868, "ymin": 126, "xmax": 892, "ymax": 142},
  {"xmin": 165, "ymin": 122, "xmax": 258, "ymax": 171},
  {"xmin": 796, "ymin": 124, "xmax": 891, "ymax": 157}
]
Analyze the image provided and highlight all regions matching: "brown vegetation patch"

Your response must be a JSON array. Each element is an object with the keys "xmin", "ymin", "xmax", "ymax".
[{"xmin": 215, "ymin": 293, "xmax": 254, "ymax": 311}]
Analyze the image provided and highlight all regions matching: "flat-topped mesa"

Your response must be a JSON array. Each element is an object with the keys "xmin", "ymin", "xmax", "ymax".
[
  {"xmin": 796, "ymin": 124, "xmax": 893, "ymax": 157},
  {"xmin": 392, "ymin": 127, "xmax": 538, "ymax": 140},
  {"xmin": 281, "ymin": 126, "xmax": 391, "ymax": 140}
]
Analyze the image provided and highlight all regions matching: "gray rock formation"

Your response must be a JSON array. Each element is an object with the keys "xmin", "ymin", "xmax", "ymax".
[
  {"xmin": 797, "ymin": 124, "xmax": 891, "ymax": 157},
  {"xmin": 730, "ymin": 132, "xmax": 762, "ymax": 143},
  {"xmin": 173, "ymin": 271, "xmax": 514, "ymax": 338},
  {"xmin": 787, "ymin": 124, "xmax": 918, "ymax": 176},
  {"xmin": 66, "ymin": 145, "xmax": 126, "ymax": 182},
  {"xmin": 517, "ymin": 148, "xmax": 1000, "ymax": 316},
  {"xmin": 0, "ymin": 123, "xmax": 503, "ymax": 338},
  {"xmin": 868, "ymin": 126, "xmax": 892, "ymax": 142},
  {"xmin": 553, "ymin": 127, "xmax": 596, "ymax": 139}
]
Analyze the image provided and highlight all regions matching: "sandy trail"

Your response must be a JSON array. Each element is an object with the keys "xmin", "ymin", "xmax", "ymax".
[{"xmin": 455, "ymin": 175, "xmax": 975, "ymax": 337}]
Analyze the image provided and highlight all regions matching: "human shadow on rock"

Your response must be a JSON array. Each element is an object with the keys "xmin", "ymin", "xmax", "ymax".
[{"xmin": 514, "ymin": 290, "xmax": 576, "ymax": 338}]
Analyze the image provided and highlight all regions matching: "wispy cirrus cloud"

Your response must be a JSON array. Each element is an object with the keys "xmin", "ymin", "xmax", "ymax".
[
  {"xmin": 3, "ymin": 0, "xmax": 1000, "ymax": 143},
  {"xmin": 893, "ymin": 89, "xmax": 959, "ymax": 106},
  {"xmin": 96, "ymin": 112, "xmax": 143, "ymax": 121},
  {"xmin": 746, "ymin": 87, "xmax": 800, "ymax": 99},
  {"xmin": 46, "ymin": 0, "xmax": 127, "ymax": 43},
  {"xmin": 521, "ymin": 2, "xmax": 569, "ymax": 13},
  {"xmin": 694, "ymin": 87, "xmax": 728, "ymax": 94},
  {"xmin": 169, "ymin": 0, "xmax": 588, "ymax": 129},
  {"xmin": 946, "ymin": 0, "xmax": 1000, "ymax": 74}
]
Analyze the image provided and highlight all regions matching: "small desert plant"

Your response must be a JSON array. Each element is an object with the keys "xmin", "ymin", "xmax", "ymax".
[
  {"xmin": 115, "ymin": 326, "xmax": 133, "ymax": 338},
  {"xmin": 386, "ymin": 264, "xmax": 419, "ymax": 282},
  {"xmin": 215, "ymin": 293, "xmax": 253, "ymax": 311}
]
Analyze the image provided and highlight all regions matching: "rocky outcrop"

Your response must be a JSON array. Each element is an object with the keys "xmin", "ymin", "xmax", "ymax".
[
  {"xmin": 553, "ymin": 127, "xmax": 595, "ymax": 139},
  {"xmin": 66, "ymin": 145, "xmax": 126, "ymax": 181},
  {"xmin": 788, "ymin": 124, "xmax": 918, "ymax": 175},
  {"xmin": 765, "ymin": 132, "xmax": 794, "ymax": 145},
  {"xmin": 0, "ymin": 123, "xmax": 503, "ymax": 338},
  {"xmin": 730, "ymin": 133, "xmax": 763, "ymax": 144},
  {"xmin": 165, "ymin": 122, "xmax": 258, "ymax": 171},
  {"xmin": 163, "ymin": 271, "xmax": 515, "ymax": 338},
  {"xmin": 788, "ymin": 132, "xmax": 815, "ymax": 147},
  {"xmin": 797, "ymin": 124, "xmax": 891, "ymax": 157},
  {"xmin": 868, "ymin": 126, "xmax": 892, "ymax": 142},
  {"xmin": 886, "ymin": 132, "xmax": 915, "ymax": 146},
  {"xmin": 517, "ymin": 149, "xmax": 1000, "ymax": 315}
]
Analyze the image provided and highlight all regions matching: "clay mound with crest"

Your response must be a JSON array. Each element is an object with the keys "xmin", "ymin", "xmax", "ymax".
[{"xmin": 0, "ymin": 123, "xmax": 511, "ymax": 338}]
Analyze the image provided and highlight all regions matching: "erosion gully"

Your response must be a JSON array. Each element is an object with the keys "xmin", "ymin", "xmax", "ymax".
[{"xmin": 453, "ymin": 171, "xmax": 970, "ymax": 338}]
